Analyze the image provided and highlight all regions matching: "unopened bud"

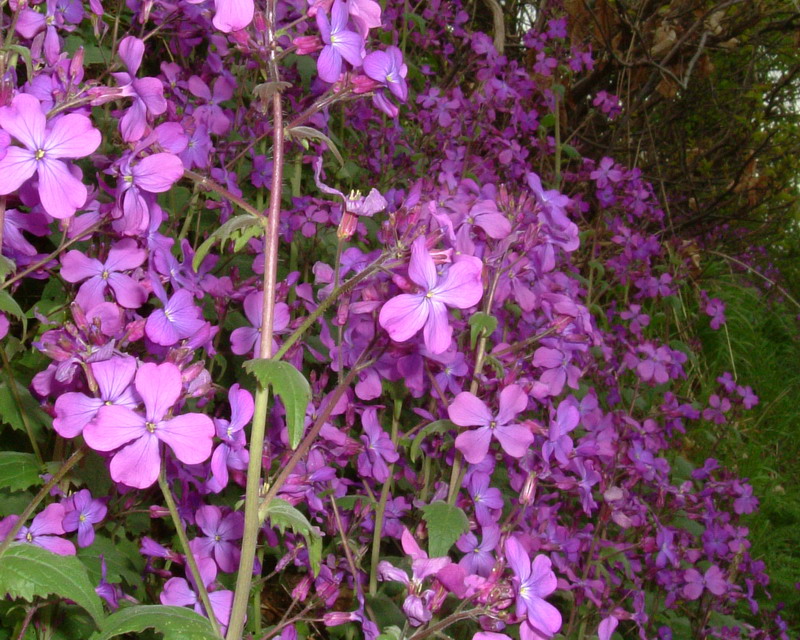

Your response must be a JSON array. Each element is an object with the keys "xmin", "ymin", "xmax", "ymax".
[
  {"xmin": 293, "ymin": 35, "xmax": 322, "ymax": 55},
  {"xmin": 253, "ymin": 11, "xmax": 267, "ymax": 33},
  {"xmin": 70, "ymin": 48, "xmax": 85, "ymax": 83},
  {"xmin": 520, "ymin": 472, "xmax": 537, "ymax": 505}
]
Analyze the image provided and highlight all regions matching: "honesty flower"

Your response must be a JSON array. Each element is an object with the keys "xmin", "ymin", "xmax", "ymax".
[
  {"xmin": 379, "ymin": 236, "xmax": 483, "ymax": 354},
  {"xmin": 449, "ymin": 385, "xmax": 534, "ymax": 464},
  {"xmin": 84, "ymin": 362, "xmax": 214, "ymax": 488},
  {"xmin": 363, "ymin": 46, "xmax": 408, "ymax": 101},
  {"xmin": 212, "ymin": 0, "xmax": 254, "ymax": 33},
  {"xmin": 0, "ymin": 93, "xmax": 100, "ymax": 218},
  {"xmin": 316, "ymin": 0, "xmax": 364, "ymax": 83},
  {"xmin": 505, "ymin": 537, "xmax": 562, "ymax": 637},
  {"xmin": 62, "ymin": 489, "xmax": 107, "ymax": 548}
]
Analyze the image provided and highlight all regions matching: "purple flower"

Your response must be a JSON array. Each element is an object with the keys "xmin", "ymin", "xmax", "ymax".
[
  {"xmin": 2, "ymin": 504, "xmax": 76, "ymax": 556},
  {"xmin": 505, "ymin": 537, "xmax": 561, "ymax": 637},
  {"xmin": 193, "ymin": 506, "xmax": 244, "ymax": 573},
  {"xmin": 111, "ymin": 37, "xmax": 167, "ymax": 142},
  {"xmin": 146, "ymin": 289, "xmax": 206, "ymax": 346},
  {"xmin": 230, "ymin": 291, "xmax": 290, "ymax": 357},
  {"xmin": 379, "ymin": 237, "xmax": 483, "ymax": 354},
  {"xmin": 61, "ymin": 240, "xmax": 146, "ymax": 311},
  {"xmin": 316, "ymin": 0, "xmax": 364, "ymax": 83},
  {"xmin": 208, "ymin": 384, "xmax": 253, "ymax": 493},
  {"xmin": 83, "ymin": 362, "xmax": 214, "ymax": 489},
  {"xmin": 449, "ymin": 385, "xmax": 533, "ymax": 464},
  {"xmin": 467, "ymin": 473, "xmax": 504, "ymax": 526},
  {"xmin": 682, "ymin": 565, "xmax": 727, "ymax": 600},
  {"xmin": 542, "ymin": 398, "xmax": 579, "ymax": 466},
  {"xmin": 62, "ymin": 489, "xmax": 107, "ymax": 547},
  {"xmin": 0, "ymin": 93, "xmax": 101, "ymax": 218},
  {"xmin": 457, "ymin": 525, "xmax": 499, "ymax": 577},
  {"xmin": 357, "ymin": 407, "xmax": 399, "ymax": 482},
  {"xmin": 161, "ymin": 556, "xmax": 233, "ymax": 632},
  {"xmin": 54, "ymin": 355, "xmax": 138, "ymax": 438},
  {"xmin": 363, "ymin": 46, "xmax": 408, "ymax": 101}
]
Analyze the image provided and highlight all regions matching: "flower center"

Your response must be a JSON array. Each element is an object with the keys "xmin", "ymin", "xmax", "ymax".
[
  {"xmin": 102, "ymin": 270, "xmax": 110, "ymax": 280},
  {"xmin": 214, "ymin": 534, "xmax": 221, "ymax": 542},
  {"xmin": 79, "ymin": 514, "xmax": 87, "ymax": 522},
  {"xmin": 35, "ymin": 149, "xmax": 46, "ymax": 160},
  {"xmin": 489, "ymin": 420, "xmax": 497, "ymax": 430},
  {"xmin": 26, "ymin": 532, "xmax": 33, "ymax": 542},
  {"xmin": 146, "ymin": 421, "xmax": 157, "ymax": 433}
]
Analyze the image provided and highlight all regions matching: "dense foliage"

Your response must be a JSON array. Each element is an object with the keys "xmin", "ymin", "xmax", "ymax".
[{"xmin": 0, "ymin": 1, "xmax": 797, "ymax": 639}]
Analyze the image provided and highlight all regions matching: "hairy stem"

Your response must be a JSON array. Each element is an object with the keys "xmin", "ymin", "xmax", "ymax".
[{"xmin": 158, "ymin": 462, "xmax": 222, "ymax": 638}]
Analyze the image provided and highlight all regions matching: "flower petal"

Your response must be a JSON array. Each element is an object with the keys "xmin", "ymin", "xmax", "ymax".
[
  {"xmin": 0, "ymin": 147, "xmax": 37, "ymax": 195},
  {"xmin": 109, "ymin": 433, "xmax": 160, "ymax": 488},
  {"xmin": 37, "ymin": 158, "xmax": 87, "ymax": 218},
  {"xmin": 0, "ymin": 93, "xmax": 45, "ymax": 149},
  {"xmin": 448, "ymin": 392, "xmax": 492, "ymax": 427},
  {"xmin": 54, "ymin": 393, "xmax": 103, "ymax": 438},
  {"xmin": 431, "ymin": 258, "xmax": 483, "ymax": 309},
  {"xmin": 454, "ymin": 426, "xmax": 491, "ymax": 464},
  {"xmin": 157, "ymin": 413, "xmax": 214, "ymax": 464},
  {"xmin": 379, "ymin": 294, "xmax": 428, "ymax": 343},
  {"xmin": 135, "ymin": 362, "xmax": 182, "ymax": 423},
  {"xmin": 44, "ymin": 114, "xmax": 101, "ymax": 158},
  {"xmin": 494, "ymin": 424, "xmax": 534, "ymax": 458},
  {"xmin": 85, "ymin": 405, "xmax": 146, "ymax": 451}
]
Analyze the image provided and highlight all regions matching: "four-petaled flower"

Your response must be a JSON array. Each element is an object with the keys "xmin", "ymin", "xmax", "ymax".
[
  {"xmin": 379, "ymin": 236, "xmax": 483, "ymax": 354},
  {"xmin": 449, "ymin": 384, "xmax": 534, "ymax": 464},
  {"xmin": 0, "ymin": 93, "xmax": 101, "ymax": 218},
  {"xmin": 505, "ymin": 537, "xmax": 562, "ymax": 637},
  {"xmin": 84, "ymin": 362, "xmax": 214, "ymax": 488},
  {"xmin": 316, "ymin": 0, "xmax": 364, "ymax": 83}
]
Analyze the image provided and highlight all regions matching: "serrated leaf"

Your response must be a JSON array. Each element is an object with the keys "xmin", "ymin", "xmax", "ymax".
[
  {"xmin": 261, "ymin": 498, "xmax": 321, "ymax": 576},
  {"xmin": 244, "ymin": 359, "xmax": 310, "ymax": 449},
  {"xmin": 420, "ymin": 501, "xmax": 468, "ymax": 558},
  {"xmin": 0, "ymin": 544, "xmax": 105, "ymax": 625},
  {"xmin": 0, "ymin": 290, "xmax": 26, "ymax": 337},
  {"xmin": 192, "ymin": 214, "xmax": 263, "ymax": 272},
  {"xmin": 468, "ymin": 312, "xmax": 498, "ymax": 349},
  {"xmin": 287, "ymin": 126, "xmax": 344, "ymax": 166},
  {"xmin": 0, "ymin": 453, "xmax": 41, "ymax": 492},
  {"xmin": 78, "ymin": 535, "xmax": 144, "ymax": 587},
  {"xmin": 409, "ymin": 420, "xmax": 455, "ymax": 462},
  {"xmin": 90, "ymin": 605, "xmax": 218, "ymax": 640}
]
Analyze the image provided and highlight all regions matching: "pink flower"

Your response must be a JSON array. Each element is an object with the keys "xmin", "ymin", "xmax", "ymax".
[
  {"xmin": 379, "ymin": 236, "xmax": 483, "ymax": 354},
  {"xmin": 0, "ymin": 93, "xmax": 100, "ymax": 218},
  {"xmin": 449, "ymin": 385, "xmax": 534, "ymax": 464},
  {"xmin": 84, "ymin": 362, "xmax": 214, "ymax": 488}
]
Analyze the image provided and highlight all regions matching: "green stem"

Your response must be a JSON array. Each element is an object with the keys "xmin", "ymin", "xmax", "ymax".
[
  {"xmin": 158, "ymin": 462, "xmax": 222, "ymax": 638},
  {"xmin": 226, "ymin": 83, "xmax": 286, "ymax": 640},
  {"xmin": 183, "ymin": 169, "xmax": 263, "ymax": 219},
  {"xmin": 273, "ymin": 254, "xmax": 387, "ymax": 361},
  {"xmin": 369, "ymin": 398, "xmax": 402, "ymax": 595},
  {"xmin": 0, "ymin": 446, "xmax": 86, "ymax": 557}
]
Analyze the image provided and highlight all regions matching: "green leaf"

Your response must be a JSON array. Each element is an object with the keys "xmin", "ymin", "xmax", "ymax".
[
  {"xmin": 409, "ymin": 420, "xmax": 455, "ymax": 462},
  {"xmin": 78, "ymin": 535, "xmax": 145, "ymax": 587},
  {"xmin": 244, "ymin": 359, "xmax": 310, "ymax": 449},
  {"xmin": 0, "ymin": 453, "xmax": 41, "ymax": 492},
  {"xmin": 192, "ymin": 214, "xmax": 264, "ymax": 272},
  {"xmin": 0, "ymin": 255, "xmax": 16, "ymax": 283},
  {"xmin": 260, "ymin": 498, "xmax": 321, "ymax": 576},
  {"xmin": 287, "ymin": 126, "xmax": 344, "ymax": 165},
  {"xmin": 0, "ymin": 290, "xmax": 26, "ymax": 337},
  {"xmin": 561, "ymin": 144, "xmax": 581, "ymax": 159},
  {"xmin": 540, "ymin": 113, "xmax": 556, "ymax": 128},
  {"xmin": 0, "ymin": 381, "xmax": 49, "ymax": 435},
  {"xmin": 0, "ymin": 544, "xmax": 105, "ymax": 626},
  {"xmin": 468, "ymin": 312, "xmax": 498, "ymax": 349},
  {"xmin": 90, "ymin": 605, "xmax": 218, "ymax": 640},
  {"xmin": 420, "ymin": 501, "xmax": 468, "ymax": 558}
]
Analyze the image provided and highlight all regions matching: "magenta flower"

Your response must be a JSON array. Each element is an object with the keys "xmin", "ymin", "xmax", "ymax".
[
  {"xmin": 146, "ymin": 289, "xmax": 206, "ymax": 346},
  {"xmin": 505, "ymin": 537, "xmax": 561, "ymax": 637},
  {"xmin": 456, "ymin": 525, "xmax": 499, "ymax": 577},
  {"xmin": 347, "ymin": 0, "xmax": 382, "ymax": 37},
  {"xmin": 208, "ymin": 384, "xmax": 252, "ymax": 493},
  {"xmin": 379, "ymin": 236, "xmax": 483, "ymax": 354},
  {"xmin": 54, "ymin": 355, "xmax": 138, "ymax": 438},
  {"xmin": 230, "ymin": 291, "xmax": 290, "ymax": 358},
  {"xmin": 0, "ymin": 93, "xmax": 101, "ymax": 218},
  {"xmin": 62, "ymin": 489, "xmax": 107, "ymax": 547},
  {"xmin": 161, "ymin": 555, "xmax": 233, "ymax": 631},
  {"xmin": 61, "ymin": 240, "xmax": 146, "ymax": 311},
  {"xmin": 111, "ymin": 37, "xmax": 167, "ymax": 142},
  {"xmin": 363, "ymin": 46, "xmax": 408, "ymax": 101},
  {"xmin": 316, "ymin": 0, "xmax": 364, "ymax": 83},
  {"xmin": 1, "ymin": 503, "xmax": 76, "ymax": 556},
  {"xmin": 84, "ymin": 362, "xmax": 214, "ymax": 489},
  {"xmin": 682, "ymin": 565, "xmax": 727, "ymax": 600},
  {"xmin": 449, "ymin": 385, "xmax": 534, "ymax": 464},
  {"xmin": 212, "ymin": 0, "xmax": 254, "ymax": 33},
  {"xmin": 357, "ymin": 407, "xmax": 399, "ymax": 482},
  {"xmin": 193, "ymin": 506, "xmax": 244, "ymax": 573}
]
